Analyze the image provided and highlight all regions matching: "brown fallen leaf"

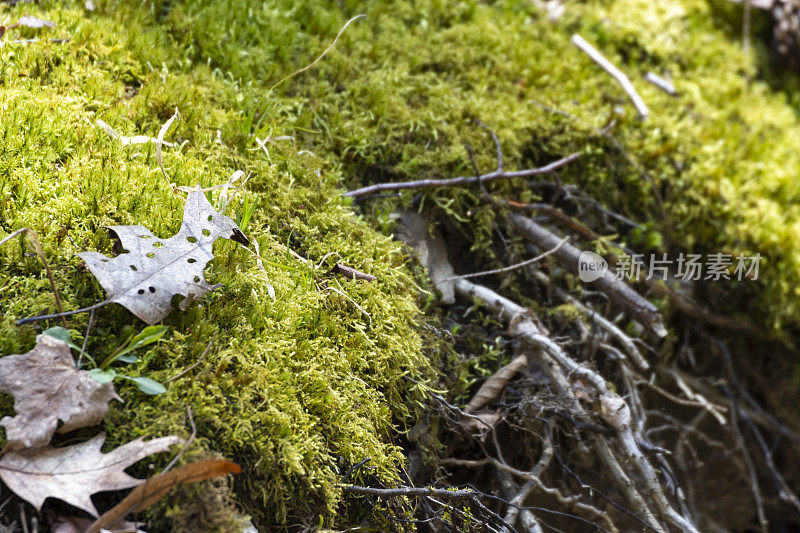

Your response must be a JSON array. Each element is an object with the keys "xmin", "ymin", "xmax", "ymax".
[
  {"xmin": 88, "ymin": 459, "xmax": 242, "ymax": 533},
  {"xmin": 78, "ymin": 189, "xmax": 249, "ymax": 324},
  {"xmin": 0, "ymin": 433, "xmax": 182, "ymax": 517},
  {"xmin": 465, "ymin": 353, "xmax": 528, "ymax": 413},
  {"xmin": 0, "ymin": 334, "xmax": 120, "ymax": 450}
]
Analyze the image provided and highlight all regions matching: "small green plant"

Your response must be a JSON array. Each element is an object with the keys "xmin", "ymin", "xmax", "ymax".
[
  {"xmin": 89, "ymin": 325, "xmax": 168, "ymax": 395},
  {"xmin": 42, "ymin": 326, "xmax": 168, "ymax": 395}
]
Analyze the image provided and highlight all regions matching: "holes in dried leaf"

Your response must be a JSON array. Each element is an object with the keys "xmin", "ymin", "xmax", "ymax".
[
  {"xmin": 153, "ymin": 242, "xmax": 164, "ymax": 248},
  {"xmin": 187, "ymin": 258, "xmax": 197, "ymax": 264},
  {"xmin": 146, "ymin": 252, "xmax": 155, "ymax": 258},
  {"xmin": 137, "ymin": 289, "xmax": 145, "ymax": 295},
  {"xmin": 130, "ymin": 265, "xmax": 137, "ymax": 271},
  {"xmin": 202, "ymin": 229, "xmax": 210, "ymax": 237},
  {"xmin": 207, "ymin": 215, "xmax": 213, "ymax": 221},
  {"xmin": 148, "ymin": 287, "xmax": 155, "ymax": 293},
  {"xmin": 187, "ymin": 237, "xmax": 197, "ymax": 244},
  {"xmin": 193, "ymin": 276, "xmax": 200, "ymax": 283},
  {"xmin": 138, "ymin": 235, "xmax": 152, "ymax": 239}
]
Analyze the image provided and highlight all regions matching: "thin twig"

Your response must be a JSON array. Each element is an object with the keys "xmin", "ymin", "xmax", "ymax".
[
  {"xmin": 15, "ymin": 301, "xmax": 109, "ymax": 326},
  {"xmin": 341, "ymin": 485, "xmax": 480, "ymax": 499},
  {"xmin": 166, "ymin": 342, "xmax": 213, "ymax": 383},
  {"xmin": 571, "ymin": 34, "xmax": 649, "ymax": 119},
  {"xmin": 344, "ymin": 153, "xmax": 581, "ymax": 198},
  {"xmin": 161, "ymin": 406, "xmax": 197, "ymax": 474},
  {"xmin": 441, "ymin": 237, "xmax": 568, "ymax": 283},
  {"xmin": 644, "ymin": 72, "xmax": 677, "ymax": 96},
  {"xmin": 270, "ymin": 14, "xmax": 365, "ymax": 91},
  {"xmin": 77, "ymin": 308, "xmax": 96, "ymax": 369},
  {"xmin": 1, "ymin": 228, "xmax": 67, "ymax": 327}
]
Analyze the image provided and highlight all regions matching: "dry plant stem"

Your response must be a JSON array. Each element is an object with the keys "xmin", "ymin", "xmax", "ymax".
[
  {"xmin": 571, "ymin": 34, "xmax": 649, "ymax": 119},
  {"xmin": 341, "ymin": 485, "xmax": 479, "ymax": 500},
  {"xmin": 509, "ymin": 212, "xmax": 667, "ymax": 337},
  {"xmin": 728, "ymin": 391, "xmax": 769, "ymax": 533},
  {"xmin": 0, "ymin": 228, "xmax": 67, "ymax": 327},
  {"xmin": 161, "ymin": 406, "xmax": 197, "ymax": 474},
  {"xmin": 442, "ymin": 237, "xmax": 568, "ymax": 284},
  {"xmin": 644, "ymin": 72, "xmax": 677, "ymax": 96},
  {"xmin": 166, "ymin": 342, "xmax": 213, "ymax": 383},
  {"xmin": 343, "ymin": 153, "xmax": 581, "ymax": 198},
  {"xmin": 269, "ymin": 14, "xmax": 365, "ymax": 91},
  {"xmin": 454, "ymin": 278, "xmax": 698, "ymax": 533},
  {"xmin": 532, "ymin": 270, "xmax": 649, "ymax": 370}
]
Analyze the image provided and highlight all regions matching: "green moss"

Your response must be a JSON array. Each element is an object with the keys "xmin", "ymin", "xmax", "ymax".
[
  {"xmin": 2, "ymin": 0, "xmax": 800, "ymax": 528},
  {"xmin": 0, "ymin": 1, "xmax": 429, "ymax": 528}
]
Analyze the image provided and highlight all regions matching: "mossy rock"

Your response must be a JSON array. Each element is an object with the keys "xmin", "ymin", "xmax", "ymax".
[{"xmin": 1, "ymin": 0, "xmax": 800, "ymax": 529}]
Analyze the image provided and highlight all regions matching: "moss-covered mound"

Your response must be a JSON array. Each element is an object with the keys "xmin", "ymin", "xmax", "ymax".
[
  {"xmin": 0, "ymin": 1, "xmax": 429, "ymax": 528},
  {"xmin": 1, "ymin": 0, "xmax": 800, "ymax": 529}
]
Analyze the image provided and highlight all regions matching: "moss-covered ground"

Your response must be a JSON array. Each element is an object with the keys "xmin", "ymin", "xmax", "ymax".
[{"xmin": 1, "ymin": 0, "xmax": 799, "ymax": 529}]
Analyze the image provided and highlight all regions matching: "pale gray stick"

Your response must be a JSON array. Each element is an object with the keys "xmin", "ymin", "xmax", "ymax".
[{"xmin": 572, "ymin": 34, "xmax": 649, "ymax": 119}]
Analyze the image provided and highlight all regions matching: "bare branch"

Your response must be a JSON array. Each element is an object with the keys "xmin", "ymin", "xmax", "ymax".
[{"xmin": 344, "ymin": 153, "xmax": 581, "ymax": 198}]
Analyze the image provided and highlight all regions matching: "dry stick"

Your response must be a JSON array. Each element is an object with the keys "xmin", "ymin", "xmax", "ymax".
[
  {"xmin": 727, "ymin": 391, "xmax": 769, "ymax": 533},
  {"xmin": 508, "ymin": 212, "xmax": 667, "ymax": 338},
  {"xmin": 532, "ymin": 270, "xmax": 649, "ymax": 370},
  {"xmin": 0, "ymin": 228, "xmax": 67, "ymax": 328},
  {"xmin": 15, "ymin": 300, "xmax": 108, "ymax": 326},
  {"xmin": 571, "ymin": 34, "xmax": 649, "ymax": 120},
  {"xmin": 454, "ymin": 279, "xmax": 698, "ymax": 533},
  {"xmin": 341, "ymin": 485, "xmax": 480, "ymax": 500},
  {"xmin": 644, "ymin": 72, "xmax": 677, "ymax": 96},
  {"xmin": 455, "ymin": 280, "xmax": 662, "ymax": 531},
  {"xmin": 344, "ymin": 153, "xmax": 581, "ymax": 198},
  {"xmin": 396, "ymin": 213, "xmax": 686, "ymax": 531}
]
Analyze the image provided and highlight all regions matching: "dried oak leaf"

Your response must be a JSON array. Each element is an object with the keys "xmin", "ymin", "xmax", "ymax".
[
  {"xmin": 0, "ymin": 335, "xmax": 121, "ymax": 450},
  {"xmin": 78, "ymin": 189, "xmax": 248, "ymax": 324},
  {"xmin": 0, "ymin": 433, "xmax": 182, "ymax": 517}
]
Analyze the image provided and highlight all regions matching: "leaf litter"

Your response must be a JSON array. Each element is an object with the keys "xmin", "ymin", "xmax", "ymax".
[{"xmin": 0, "ymin": 334, "xmax": 120, "ymax": 451}]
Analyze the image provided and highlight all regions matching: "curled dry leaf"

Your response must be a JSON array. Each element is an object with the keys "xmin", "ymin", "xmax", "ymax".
[
  {"xmin": 0, "ymin": 433, "xmax": 182, "ymax": 517},
  {"xmin": 465, "ymin": 353, "xmax": 527, "ymax": 413},
  {"xmin": 79, "ymin": 189, "xmax": 249, "ymax": 324},
  {"xmin": 88, "ymin": 459, "xmax": 242, "ymax": 533},
  {"xmin": 0, "ymin": 335, "xmax": 121, "ymax": 450}
]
